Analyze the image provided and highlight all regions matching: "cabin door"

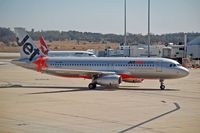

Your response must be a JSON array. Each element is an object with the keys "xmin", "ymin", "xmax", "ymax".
[
  {"xmin": 156, "ymin": 61, "xmax": 162, "ymax": 72},
  {"xmin": 108, "ymin": 63, "xmax": 114, "ymax": 71}
]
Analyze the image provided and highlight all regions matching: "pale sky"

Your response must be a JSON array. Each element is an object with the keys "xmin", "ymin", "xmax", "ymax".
[{"xmin": 0, "ymin": 0, "xmax": 199, "ymax": 34}]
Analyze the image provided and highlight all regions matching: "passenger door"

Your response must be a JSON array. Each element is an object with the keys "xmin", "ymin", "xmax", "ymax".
[{"xmin": 156, "ymin": 61, "xmax": 162, "ymax": 72}]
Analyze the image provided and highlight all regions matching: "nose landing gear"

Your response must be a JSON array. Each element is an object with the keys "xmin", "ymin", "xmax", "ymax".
[
  {"xmin": 160, "ymin": 79, "xmax": 165, "ymax": 90},
  {"xmin": 88, "ymin": 83, "xmax": 97, "ymax": 89}
]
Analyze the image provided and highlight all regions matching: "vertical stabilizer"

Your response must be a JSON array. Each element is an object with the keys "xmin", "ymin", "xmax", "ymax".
[{"xmin": 14, "ymin": 28, "xmax": 43, "ymax": 61}]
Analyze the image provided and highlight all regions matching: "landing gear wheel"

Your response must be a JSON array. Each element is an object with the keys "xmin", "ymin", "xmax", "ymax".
[
  {"xmin": 159, "ymin": 79, "xmax": 165, "ymax": 90},
  {"xmin": 160, "ymin": 85, "xmax": 165, "ymax": 90},
  {"xmin": 88, "ymin": 83, "xmax": 96, "ymax": 89}
]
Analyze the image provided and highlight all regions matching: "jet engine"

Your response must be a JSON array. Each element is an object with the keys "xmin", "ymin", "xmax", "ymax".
[{"xmin": 95, "ymin": 75, "xmax": 121, "ymax": 86}]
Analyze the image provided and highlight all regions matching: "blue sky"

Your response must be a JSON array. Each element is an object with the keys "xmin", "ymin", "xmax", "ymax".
[{"xmin": 0, "ymin": 0, "xmax": 199, "ymax": 34}]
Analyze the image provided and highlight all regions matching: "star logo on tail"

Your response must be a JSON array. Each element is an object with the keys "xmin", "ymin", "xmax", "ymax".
[{"xmin": 33, "ymin": 56, "xmax": 48, "ymax": 72}]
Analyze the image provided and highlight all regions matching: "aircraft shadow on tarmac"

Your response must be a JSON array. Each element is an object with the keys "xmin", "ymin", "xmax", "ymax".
[
  {"xmin": 118, "ymin": 88, "xmax": 179, "ymax": 91},
  {"xmin": 19, "ymin": 85, "xmax": 179, "ymax": 95},
  {"xmin": 23, "ymin": 86, "xmax": 90, "ymax": 94}
]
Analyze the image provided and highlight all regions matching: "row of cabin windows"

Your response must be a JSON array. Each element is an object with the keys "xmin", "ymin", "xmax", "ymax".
[{"xmin": 50, "ymin": 63, "xmax": 155, "ymax": 67}]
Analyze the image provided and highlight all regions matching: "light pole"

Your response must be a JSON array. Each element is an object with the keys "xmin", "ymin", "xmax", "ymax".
[
  {"xmin": 147, "ymin": 0, "xmax": 151, "ymax": 57},
  {"xmin": 184, "ymin": 33, "xmax": 187, "ymax": 58},
  {"xmin": 124, "ymin": 0, "xmax": 127, "ymax": 46}
]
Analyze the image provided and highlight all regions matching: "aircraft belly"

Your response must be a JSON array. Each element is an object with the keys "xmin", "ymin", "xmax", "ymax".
[
  {"xmin": 127, "ymin": 70, "xmax": 171, "ymax": 79},
  {"xmin": 128, "ymin": 69, "xmax": 156, "ymax": 79},
  {"xmin": 42, "ymin": 69, "xmax": 91, "ymax": 79}
]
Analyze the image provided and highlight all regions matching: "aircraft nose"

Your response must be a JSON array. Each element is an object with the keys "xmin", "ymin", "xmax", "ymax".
[{"xmin": 179, "ymin": 67, "xmax": 189, "ymax": 77}]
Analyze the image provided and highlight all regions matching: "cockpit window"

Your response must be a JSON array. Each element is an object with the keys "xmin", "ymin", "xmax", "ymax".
[
  {"xmin": 169, "ymin": 64, "xmax": 176, "ymax": 67},
  {"xmin": 169, "ymin": 63, "xmax": 181, "ymax": 67}
]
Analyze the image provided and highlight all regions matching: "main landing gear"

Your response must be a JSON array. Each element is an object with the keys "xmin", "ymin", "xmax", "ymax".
[
  {"xmin": 159, "ymin": 79, "xmax": 165, "ymax": 90},
  {"xmin": 88, "ymin": 83, "xmax": 96, "ymax": 89},
  {"xmin": 88, "ymin": 76, "xmax": 98, "ymax": 89}
]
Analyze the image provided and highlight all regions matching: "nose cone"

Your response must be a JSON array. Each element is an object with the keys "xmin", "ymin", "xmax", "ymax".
[{"xmin": 179, "ymin": 67, "xmax": 189, "ymax": 78}]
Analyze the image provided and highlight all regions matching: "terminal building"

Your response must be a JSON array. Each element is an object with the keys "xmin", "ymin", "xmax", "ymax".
[
  {"xmin": 98, "ymin": 44, "xmax": 163, "ymax": 57},
  {"xmin": 96, "ymin": 36, "xmax": 200, "ymax": 66}
]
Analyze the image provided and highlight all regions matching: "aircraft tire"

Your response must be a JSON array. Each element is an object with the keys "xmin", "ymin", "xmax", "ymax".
[
  {"xmin": 88, "ymin": 83, "xmax": 96, "ymax": 89},
  {"xmin": 160, "ymin": 85, "xmax": 165, "ymax": 90}
]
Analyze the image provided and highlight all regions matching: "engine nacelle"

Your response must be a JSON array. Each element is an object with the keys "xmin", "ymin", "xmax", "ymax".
[{"xmin": 95, "ymin": 75, "xmax": 121, "ymax": 86}]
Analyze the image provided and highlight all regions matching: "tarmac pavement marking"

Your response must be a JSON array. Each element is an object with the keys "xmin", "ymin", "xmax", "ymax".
[{"xmin": 119, "ymin": 102, "xmax": 180, "ymax": 133}]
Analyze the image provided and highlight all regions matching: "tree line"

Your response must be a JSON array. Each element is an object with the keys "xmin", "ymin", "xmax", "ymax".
[{"xmin": 0, "ymin": 27, "xmax": 200, "ymax": 45}]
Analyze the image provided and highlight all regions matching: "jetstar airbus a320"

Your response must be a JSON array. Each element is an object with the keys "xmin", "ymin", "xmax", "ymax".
[{"xmin": 12, "ymin": 28, "xmax": 189, "ymax": 90}]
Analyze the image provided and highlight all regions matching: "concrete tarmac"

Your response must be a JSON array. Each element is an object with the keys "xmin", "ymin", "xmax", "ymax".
[{"xmin": 0, "ymin": 59, "xmax": 200, "ymax": 133}]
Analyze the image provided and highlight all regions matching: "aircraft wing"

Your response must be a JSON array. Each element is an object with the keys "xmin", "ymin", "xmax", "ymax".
[{"xmin": 42, "ymin": 68, "xmax": 116, "ymax": 79}]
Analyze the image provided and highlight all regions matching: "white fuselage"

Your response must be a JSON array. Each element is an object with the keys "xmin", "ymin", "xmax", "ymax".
[{"xmin": 13, "ymin": 57, "xmax": 189, "ymax": 81}]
